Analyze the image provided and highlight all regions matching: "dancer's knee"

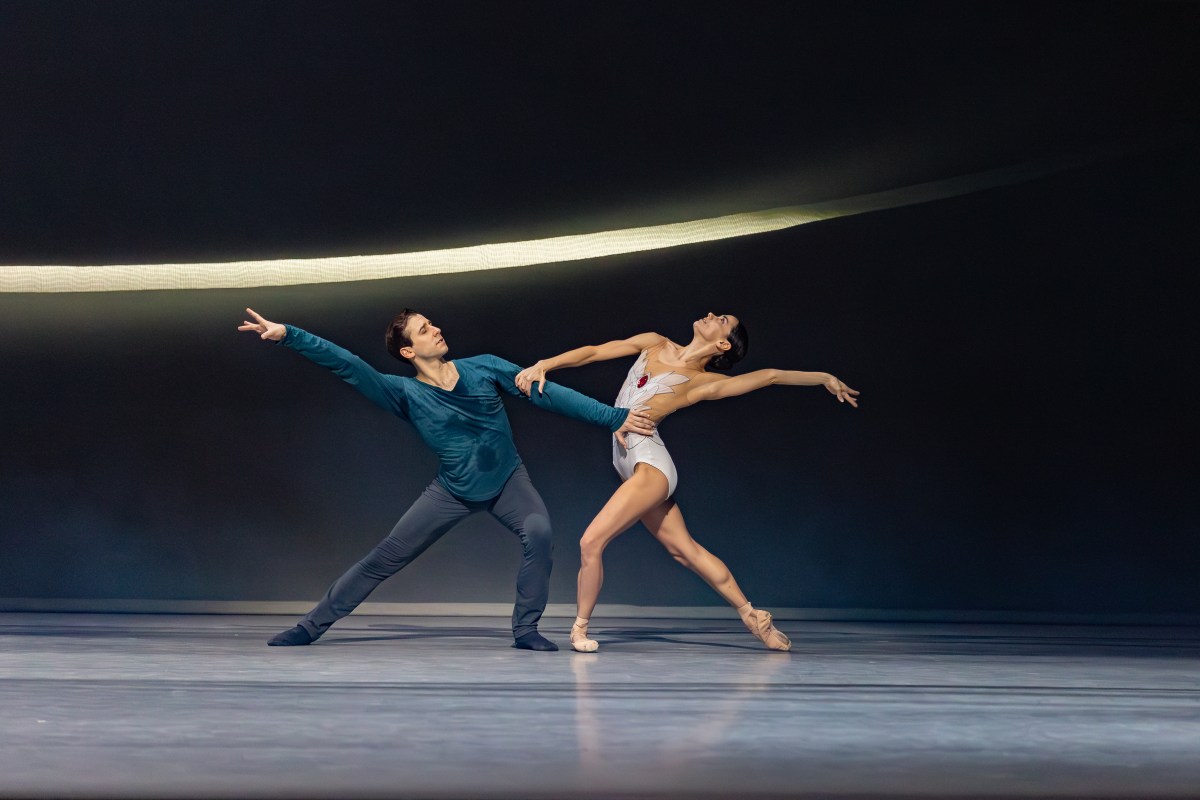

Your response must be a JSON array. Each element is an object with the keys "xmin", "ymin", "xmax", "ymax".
[
  {"xmin": 358, "ymin": 553, "xmax": 397, "ymax": 581},
  {"xmin": 662, "ymin": 539, "xmax": 699, "ymax": 570},
  {"xmin": 360, "ymin": 536, "xmax": 419, "ymax": 578},
  {"xmin": 579, "ymin": 532, "xmax": 606, "ymax": 568},
  {"xmin": 675, "ymin": 551, "xmax": 708, "ymax": 572},
  {"xmin": 521, "ymin": 513, "xmax": 553, "ymax": 557}
]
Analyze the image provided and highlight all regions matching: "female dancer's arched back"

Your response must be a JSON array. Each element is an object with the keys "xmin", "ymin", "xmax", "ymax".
[{"xmin": 517, "ymin": 312, "xmax": 859, "ymax": 653}]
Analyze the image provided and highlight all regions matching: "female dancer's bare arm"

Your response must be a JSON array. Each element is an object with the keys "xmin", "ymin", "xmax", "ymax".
[
  {"xmin": 515, "ymin": 332, "xmax": 666, "ymax": 395},
  {"xmin": 687, "ymin": 369, "xmax": 860, "ymax": 407}
]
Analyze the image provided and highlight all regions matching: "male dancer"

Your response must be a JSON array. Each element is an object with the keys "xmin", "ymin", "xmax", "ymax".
[{"xmin": 238, "ymin": 308, "xmax": 654, "ymax": 651}]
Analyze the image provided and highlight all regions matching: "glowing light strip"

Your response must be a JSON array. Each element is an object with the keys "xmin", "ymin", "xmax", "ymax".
[{"xmin": 0, "ymin": 155, "xmax": 1091, "ymax": 293}]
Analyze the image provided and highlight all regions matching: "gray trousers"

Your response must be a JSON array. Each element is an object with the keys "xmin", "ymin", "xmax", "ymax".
[{"xmin": 298, "ymin": 464, "xmax": 553, "ymax": 640}]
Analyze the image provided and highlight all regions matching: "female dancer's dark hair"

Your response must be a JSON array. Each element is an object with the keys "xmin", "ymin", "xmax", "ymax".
[{"xmin": 706, "ymin": 320, "xmax": 749, "ymax": 371}]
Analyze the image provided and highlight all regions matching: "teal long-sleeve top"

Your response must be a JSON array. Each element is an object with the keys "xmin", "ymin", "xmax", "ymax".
[{"xmin": 281, "ymin": 326, "xmax": 629, "ymax": 501}]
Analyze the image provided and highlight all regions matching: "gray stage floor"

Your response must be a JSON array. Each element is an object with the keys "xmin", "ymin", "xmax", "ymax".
[{"xmin": 1, "ymin": 613, "xmax": 1199, "ymax": 799}]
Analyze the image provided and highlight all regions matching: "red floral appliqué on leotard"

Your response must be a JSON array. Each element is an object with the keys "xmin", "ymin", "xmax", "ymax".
[{"xmin": 616, "ymin": 351, "xmax": 690, "ymax": 422}]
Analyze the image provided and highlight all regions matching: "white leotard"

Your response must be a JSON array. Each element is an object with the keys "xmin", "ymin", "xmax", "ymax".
[{"xmin": 612, "ymin": 350, "xmax": 682, "ymax": 496}]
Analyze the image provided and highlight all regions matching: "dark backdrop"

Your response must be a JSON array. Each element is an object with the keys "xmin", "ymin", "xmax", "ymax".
[
  {"xmin": 2, "ymin": 143, "xmax": 1196, "ymax": 612},
  {"xmin": 1, "ymin": 3, "xmax": 1197, "ymax": 613}
]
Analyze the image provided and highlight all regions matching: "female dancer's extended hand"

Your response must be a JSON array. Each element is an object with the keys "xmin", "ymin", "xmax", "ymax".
[
  {"xmin": 515, "ymin": 362, "xmax": 548, "ymax": 395},
  {"xmin": 238, "ymin": 308, "xmax": 287, "ymax": 342},
  {"xmin": 824, "ymin": 375, "xmax": 860, "ymax": 408}
]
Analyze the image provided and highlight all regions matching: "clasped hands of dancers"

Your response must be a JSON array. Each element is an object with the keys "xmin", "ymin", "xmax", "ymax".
[{"xmin": 239, "ymin": 307, "xmax": 858, "ymax": 653}]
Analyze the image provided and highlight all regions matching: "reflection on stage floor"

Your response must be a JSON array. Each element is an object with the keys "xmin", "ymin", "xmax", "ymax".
[{"xmin": 1, "ymin": 613, "xmax": 1198, "ymax": 799}]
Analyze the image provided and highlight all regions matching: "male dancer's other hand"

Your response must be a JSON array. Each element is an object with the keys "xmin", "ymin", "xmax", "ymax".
[
  {"xmin": 614, "ymin": 410, "xmax": 657, "ymax": 449},
  {"xmin": 239, "ymin": 308, "xmax": 287, "ymax": 342},
  {"xmin": 824, "ymin": 375, "xmax": 860, "ymax": 408}
]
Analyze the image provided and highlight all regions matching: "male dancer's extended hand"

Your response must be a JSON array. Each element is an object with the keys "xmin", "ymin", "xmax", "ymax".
[{"xmin": 239, "ymin": 308, "xmax": 286, "ymax": 341}]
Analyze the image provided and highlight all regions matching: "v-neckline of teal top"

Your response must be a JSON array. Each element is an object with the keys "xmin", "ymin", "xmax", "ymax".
[{"xmin": 414, "ymin": 361, "xmax": 463, "ymax": 394}]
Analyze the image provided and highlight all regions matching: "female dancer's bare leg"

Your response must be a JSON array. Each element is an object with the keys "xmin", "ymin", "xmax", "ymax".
[
  {"xmin": 571, "ymin": 464, "xmax": 670, "ymax": 652},
  {"xmin": 640, "ymin": 500, "xmax": 790, "ymax": 651}
]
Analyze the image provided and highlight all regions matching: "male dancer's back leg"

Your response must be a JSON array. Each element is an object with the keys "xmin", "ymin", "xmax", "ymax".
[{"xmin": 269, "ymin": 478, "xmax": 470, "ymax": 646}]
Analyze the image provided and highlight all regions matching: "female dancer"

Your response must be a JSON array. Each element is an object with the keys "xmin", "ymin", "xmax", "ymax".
[{"xmin": 516, "ymin": 312, "xmax": 859, "ymax": 652}]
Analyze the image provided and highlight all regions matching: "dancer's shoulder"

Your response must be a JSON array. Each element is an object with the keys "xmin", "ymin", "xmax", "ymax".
[
  {"xmin": 458, "ymin": 353, "xmax": 512, "ymax": 371},
  {"xmin": 452, "ymin": 354, "xmax": 525, "ymax": 385},
  {"xmin": 629, "ymin": 331, "xmax": 669, "ymax": 349}
]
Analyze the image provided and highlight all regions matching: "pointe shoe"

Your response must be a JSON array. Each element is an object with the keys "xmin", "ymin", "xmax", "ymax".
[
  {"xmin": 570, "ymin": 624, "xmax": 600, "ymax": 653},
  {"xmin": 742, "ymin": 609, "xmax": 791, "ymax": 651}
]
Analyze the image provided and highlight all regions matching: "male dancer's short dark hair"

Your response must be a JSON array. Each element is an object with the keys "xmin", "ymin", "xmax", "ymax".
[
  {"xmin": 707, "ymin": 321, "xmax": 749, "ymax": 372},
  {"xmin": 385, "ymin": 309, "xmax": 421, "ymax": 361}
]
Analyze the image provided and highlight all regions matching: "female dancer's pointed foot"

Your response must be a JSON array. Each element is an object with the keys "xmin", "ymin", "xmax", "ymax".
[
  {"xmin": 267, "ymin": 625, "xmax": 314, "ymax": 647},
  {"xmin": 742, "ymin": 609, "xmax": 791, "ymax": 651},
  {"xmin": 514, "ymin": 631, "xmax": 559, "ymax": 651},
  {"xmin": 570, "ymin": 637, "xmax": 599, "ymax": 653},
  {"xmin": 570, "ymin": 618, "xmax": 599, "ymax": 653}
]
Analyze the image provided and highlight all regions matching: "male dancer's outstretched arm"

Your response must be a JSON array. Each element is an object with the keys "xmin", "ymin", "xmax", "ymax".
[
  {"xmin": 480, "ymin": 355, "xmax": 654, "ymax": 447},
  {"xmin": 239, "ymin": 309, "xmax": 409, "ymax": 415},
  {"xmin": 240, "ymin": 309, "xmax": 654, "ymax": 443}
]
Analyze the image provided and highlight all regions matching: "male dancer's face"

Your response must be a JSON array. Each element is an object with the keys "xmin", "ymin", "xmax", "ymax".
[{"xmin": 400, "ymin": 314, "xmax": 450, "ymax": 361}]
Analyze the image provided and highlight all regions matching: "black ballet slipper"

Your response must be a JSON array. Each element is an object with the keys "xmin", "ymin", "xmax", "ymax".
[
  {"xmin": 513, "ymin": 631, "xmax": 559, "ymax": 651},
  {"xmin": 267, "ymin": 625, "xmax": 314, "ymax": 647}
]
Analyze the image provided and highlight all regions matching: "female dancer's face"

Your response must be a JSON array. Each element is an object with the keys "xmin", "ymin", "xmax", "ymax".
[{"xmin": 693, "ymin": 312, "xmax": 737, "ymax": 346}]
